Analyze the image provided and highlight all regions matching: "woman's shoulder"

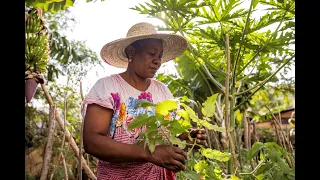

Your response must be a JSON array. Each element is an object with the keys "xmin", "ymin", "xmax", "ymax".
[
  {"xmin": 151, "ymin": 78, "xmax": 167, "ymax": 88},
  {"xmin": 93, "ymin": 74, "xmax": 120, "ymax": 85}
]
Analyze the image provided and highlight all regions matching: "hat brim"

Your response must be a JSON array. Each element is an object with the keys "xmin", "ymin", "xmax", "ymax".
[{"xmin": 100, "ymin": 34, "xmax": 188, "ymax": 69}]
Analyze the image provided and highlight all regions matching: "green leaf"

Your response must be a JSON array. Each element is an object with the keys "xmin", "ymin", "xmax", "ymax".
[
  {"xmin": 127, "ymin": 114, "xmax": 149, "ymax": 130},
  {"xmin": 169, "ymin": 136, "xmax": 186, "ymax": 149},
  {"xmin": 194, "ymin": 160, "xmax": 208, "ymax": 173},
  {"xmin": 168, "ymin": 120, "xmax": 188, "ymax": 135},
  {"xmin": 253, "ymin": 0, "xmax": 259, "ymax": 9},
  {"xmin": 134, "ymin": 99, "xmax": 155, "ymax": 109},
  {"xmin": 256, "ymin": 174, "xmax": 264, "ymax": 180},
  {"xmin": 201, "ymin": 148, "xmax": 230, "ymax": 162},
  {"xmin": 177, "ymin": 109, "xmax": 190, "ymax": 121},
  {"xmin": 156, "ymin": 99, "xmax": 178, "ymax": 116},
  {"xmin": 212, "ymin": 125, "xmax": 226, "ymax": 133},
  {"xmin": 202, "ymin": 93, "xmax": 218, "ymax": 117},
  {"xmin": 265, "ymin": 142, "xmax": 285, "ymax": 154},
  {"xmin": 248, "ymin": 142, "xmax": 264, "ymax": 159},
  {"xmin": 178, "ymin": 119, "xmax": 192, "ymax": 129},
  {"xmin": 198, "ymin": 120, "xmax": 214, "ymax": 130},
  {"xmin": 149, "ymin": 137, "xmax": 156, "ymax": 153},
  {"xmin": 184, "ymin": 171, "xmax": 200, "ymax": 180},
  {"xmin": 180, "ymin": 96, "xmax": 191, "ymax": 102},
  {"xmin": 231, "ymin": 175, "xmax": 241, "ymax": 180},
  {"xmin": 181, "ymin": 103, "xmax": 199, "ymax": 122}
]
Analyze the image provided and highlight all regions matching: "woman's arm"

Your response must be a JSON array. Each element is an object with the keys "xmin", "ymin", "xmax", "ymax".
[{"xmin": 83, "ymin": 104, "xmax": 187, "ymax": 171}]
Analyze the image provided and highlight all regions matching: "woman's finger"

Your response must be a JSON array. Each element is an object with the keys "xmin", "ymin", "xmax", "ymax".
[{"xmin": 197, "ymin": 134, "xmax": 208, "ymax": 140}]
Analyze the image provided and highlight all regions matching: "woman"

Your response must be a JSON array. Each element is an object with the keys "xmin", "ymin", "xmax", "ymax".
[{"xmin": 82, "ymin": 22, "xmax": 207, "ymax": 180}]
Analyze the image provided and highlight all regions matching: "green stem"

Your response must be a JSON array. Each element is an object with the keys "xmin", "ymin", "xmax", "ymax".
[
  {"xmin": 160, "ymin": 126, "xmax": 172, "ymax": 145},
  {"xmin": 234, "ymin": 55, "xmax": 294, "ymax": 111},
  {"xmin": 187, "ymin": 138, "xmax": 198, "ymax": 156},
  {"xmin": 238, "ymin": 58, "xmax": 259, "ymax": 82},
  {"xmin": 233, "ymin": 0, "xmax": 255, "ymax": 83},
  {"xmin": 239, "ymin": 159, "xmax": 265, "ymax": 175},
  {"xmin": 237, "ymin": 10, "xmax": 288, "ymax": 76}
]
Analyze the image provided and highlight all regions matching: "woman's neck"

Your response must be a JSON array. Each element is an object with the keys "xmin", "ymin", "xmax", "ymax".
[{"xmin": 119, "ymin": 70, "xmax": 150, "ymax": 91}]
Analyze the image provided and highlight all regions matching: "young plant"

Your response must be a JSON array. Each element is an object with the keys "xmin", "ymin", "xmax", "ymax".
[{"xmin": 128, "ymin": 94, "xmax": 239, "ymax": 180}]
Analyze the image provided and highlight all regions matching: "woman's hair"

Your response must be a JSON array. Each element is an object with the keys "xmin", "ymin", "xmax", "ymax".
[{"xmin": 125, "ymin": 38, "xmax": 162, "ymax": 58}]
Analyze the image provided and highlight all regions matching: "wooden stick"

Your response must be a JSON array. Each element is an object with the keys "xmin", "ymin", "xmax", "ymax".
[
  {"xmin": 40, "ymin": 106, "xmax": 56, "ymax": 180},
  {"xmin": 225, "ymin": 34, "xmax": 239, "ymax": 171},
  {"xmin": 41, "ymin": 84, "xmax": 97, "ymax": 180}
]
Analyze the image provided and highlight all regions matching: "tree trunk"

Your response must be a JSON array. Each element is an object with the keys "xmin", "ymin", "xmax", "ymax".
[
  {"xmin": 79, "ymin": 81, "xmax": 84, "ymax": 180},
  {"xmin": 41, "ymin": 84, "xmax": 97, "ymax": 180},
  {"xmin": 40, "ymin": 106, "xmax": 56, "ymax": 180}
]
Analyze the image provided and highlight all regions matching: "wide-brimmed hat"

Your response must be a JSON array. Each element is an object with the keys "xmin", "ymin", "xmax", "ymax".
[{"xmin": 100, "ymin": 22, "xmax": 188, "ymax": 68}]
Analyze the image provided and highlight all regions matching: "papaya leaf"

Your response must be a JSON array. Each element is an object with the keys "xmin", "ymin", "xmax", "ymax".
[
  {"xmin": 201, "ymin": 148, "xmax": 230, "ymax": 162},
  {"xmin": 202, "ymin": 93, "xmax": 218, "ymax": 117}
]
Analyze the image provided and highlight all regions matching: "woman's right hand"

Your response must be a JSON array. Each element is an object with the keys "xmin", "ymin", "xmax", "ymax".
[{"xmin": 147, "ymin": 145, "xmax": 188, "ymax": 172}]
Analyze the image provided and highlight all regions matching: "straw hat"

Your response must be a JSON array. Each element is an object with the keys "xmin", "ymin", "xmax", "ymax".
[{"xmin": 100, "ymin": 22, "xmax": 188, "ymax": 68}]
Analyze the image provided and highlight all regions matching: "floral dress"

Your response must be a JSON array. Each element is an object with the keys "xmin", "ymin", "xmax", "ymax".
[{"xmin": 82, "ymin": 74, "xmax": 176, "ymax": 180}]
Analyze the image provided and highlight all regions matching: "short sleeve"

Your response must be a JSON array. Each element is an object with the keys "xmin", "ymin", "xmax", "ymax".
[
  {"xmin": 81, "ymin": 77, "xmax": 114, "ymax": 117},
  {"xmin": 155, "ymin": 80, "xmax": 174, "ymax": 100},
  {"xmin": 163, "ymin": 84, "xmax": 174, "ymax": 99}
]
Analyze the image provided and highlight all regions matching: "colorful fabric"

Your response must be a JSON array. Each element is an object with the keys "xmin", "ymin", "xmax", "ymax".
[{"xmin": 82, "ymin": 74, "xmax": 176, "ymax": 180}]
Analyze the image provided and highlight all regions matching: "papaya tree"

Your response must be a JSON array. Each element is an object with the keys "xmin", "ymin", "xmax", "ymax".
[{"xmin": 131, "ymin": 0, "xmax": 295, "ymax": 178}]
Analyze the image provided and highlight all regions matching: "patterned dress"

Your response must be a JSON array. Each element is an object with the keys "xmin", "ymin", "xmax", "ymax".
[{"xmin": 82, "ymin": 74, "xmax": 176, "ymax": 180}]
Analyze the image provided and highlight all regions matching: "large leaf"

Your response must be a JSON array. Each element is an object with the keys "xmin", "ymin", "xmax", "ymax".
[
  {"xmin": 156, "ymin": 99, "xmax": 178, "ymax": 116},
  {"xmin": 248, "ymin": 142, "xmax": 264, "ymax": 159},
  {"xmin": 194, "ymin": 160, "xmax": 208, "ymax": 173},
  {"xmin": 202, "ymin": 93, "xmax": 219, "ymax": 117},
  {"xmin": 201, "ymin": 148, "xmax": 230, "ymax": 162},
  {"xmin": 25, "ymin": 0, "xmax": 75, "ymax": 14}
]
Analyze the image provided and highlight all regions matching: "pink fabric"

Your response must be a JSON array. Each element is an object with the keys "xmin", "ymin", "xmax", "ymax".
[{"xmin": 82, "ymin": 74, "xmax": 176, "ymax": 180}]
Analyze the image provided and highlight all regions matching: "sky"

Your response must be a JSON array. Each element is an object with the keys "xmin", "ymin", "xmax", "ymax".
[{"xmin": 62, "ymin": 0, "xmax": 294, "ymax": 94}]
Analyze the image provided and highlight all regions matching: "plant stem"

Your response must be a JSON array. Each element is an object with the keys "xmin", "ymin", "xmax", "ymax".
[
  {"xmin": 265, "ymin": 106, "xmax": 294, "ymax": 153},
  {"xmin": 239, "ymin": 159, "xmax": 265, "ymax": 175},
  {"xmin": 187, "ymin": 138, "xmax": 198, "ymax": 156},
  {"xmin": 233, "ymin": 0, "xmax": 255, "ymax": 84},
  {"xmin": 224, "ymin": 34, "xmax": 239, "ymax": 173}
]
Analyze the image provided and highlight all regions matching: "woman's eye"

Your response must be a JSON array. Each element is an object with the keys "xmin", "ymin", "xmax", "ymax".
[{"xmin": 149, "ymin": 52, "xmax": 155, "ymax": 56}]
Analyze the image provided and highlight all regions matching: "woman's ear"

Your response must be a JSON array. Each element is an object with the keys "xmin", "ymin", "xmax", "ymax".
[{"xmin": 125, "ymin": 45, "xmax": 136, "ymax": 60}]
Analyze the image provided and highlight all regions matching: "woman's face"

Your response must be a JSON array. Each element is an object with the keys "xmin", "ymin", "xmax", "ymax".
[{"xmin": 128, "ymin": 39, "xmax": 163, "ymax": 78}]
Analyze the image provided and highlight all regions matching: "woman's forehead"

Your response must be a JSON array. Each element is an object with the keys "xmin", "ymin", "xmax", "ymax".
[{"xmin": 142, "ymin": 39, "xmax": 163, "ymax": 49}]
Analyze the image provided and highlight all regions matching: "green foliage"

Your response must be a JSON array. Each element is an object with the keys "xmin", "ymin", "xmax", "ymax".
[
  {"xmin": 240, "ymin": 142, "xmax": 294, "ymax": 180},
  {"xmin": 129, "ymin": 95, "xmax": 234, "ymax": 179}
]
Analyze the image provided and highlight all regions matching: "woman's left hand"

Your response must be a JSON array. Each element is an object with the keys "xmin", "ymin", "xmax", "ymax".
[{"xmin": 178, "ymin": 128, "xmax": 208, "ymax": 149}]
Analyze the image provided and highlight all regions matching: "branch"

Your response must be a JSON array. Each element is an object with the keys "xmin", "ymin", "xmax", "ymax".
[
  {"xmin": 237, "ymin": 10, "xmax": 288, "ymax": 76},
  {"xmin": 236, "ymin": 55, "xmax": 289, "ymax": 96},
  {"xmin": 233, "ymin": 55, "xmax": 294, "ymax": 111},
  {"xmin": 233, "ymin": 0, "xmax": 255, "ymax": 85},
  {"xmin": 40, "ymin": 106, "xmax": 56, "ymax": 180},
  {"xmin": 40, "ymin": 83, "xmax": 97, "ymax": 180}
]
